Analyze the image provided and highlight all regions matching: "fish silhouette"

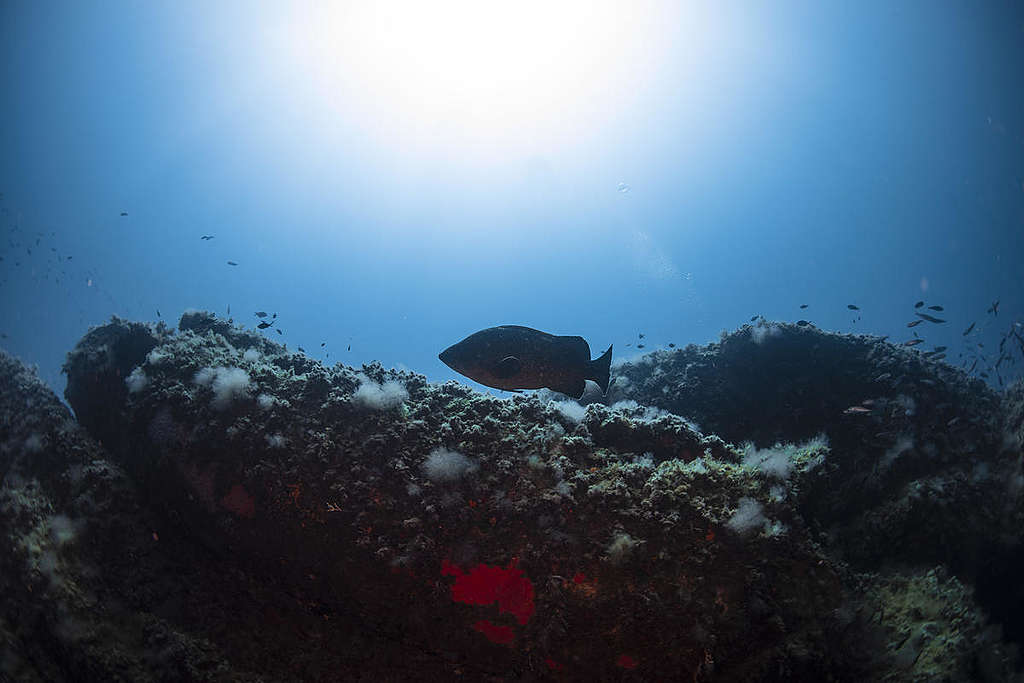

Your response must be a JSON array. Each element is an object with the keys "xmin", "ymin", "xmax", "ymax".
[{"xmin": 440, "ymin": 325, "xmax": 612, "ymax": 398}]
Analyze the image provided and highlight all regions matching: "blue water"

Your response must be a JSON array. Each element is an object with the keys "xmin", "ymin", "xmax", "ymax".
[{"xmin": 2, "ymin": 2, "xmax": 1022, "ymax": 397}]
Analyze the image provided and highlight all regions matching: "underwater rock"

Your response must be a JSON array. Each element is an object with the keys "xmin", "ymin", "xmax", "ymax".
[
  {"xmin": 2, "ymin": 313, "xmax": 1022, "ymax": 680},
  {"xmin": 609, "ymin": 321, "xmax": 1021, "ymax": 575}
]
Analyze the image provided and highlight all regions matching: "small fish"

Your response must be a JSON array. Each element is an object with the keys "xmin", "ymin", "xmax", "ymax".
[
  {"xmin": 272, "ymin": 313, "xmax": 277, "ymax": 319},
  {"xmin": 847, "ymin": 304, "xmax": 859, "ymax": 310},
  {"xmin": 968, "ymin": 359, "xmax": 978, "ymax": 373},
  {"xmin": 928, "ymin": 305, "xmax": 943, "ymax": 311},
  {"xmin": 298, "ymin": 347, "xmax": 305, "ymax": 353},
  {"xmin": 637, "ymin": 344, "xmax": 645, "ymax": 349},
  {"xmin": 907, "ymin": 320, "xmax": 923, "ymax": 328},
  {"xmin": 668, "ymin": 343, "xmax": 676, "ymax": 348},
  {"xmin": 874, "ymin": 372, "xmax": 892, "ymax": 382},
  {"xmin": 988, "ymin": 300, "xmax": 999, "ymax": 316},
  {"xmin": 843, "ymin": 406, "xmax": 871, "ymax": 415},
  {"xmin": 962, "ymin": 322, "xmax": 976, "ymax": 336},
  {"xmin": 156, "ymin": 309, "xmax": 161, "ymax": 318},
  {"xmin": 946, "ymin": 417, "xmax": 960, "ymax": 427},
  {"xmin": 915, "ymin": 312, "xmax": 946, "ymax": 324},
  {"xmin": 257, "ymin": 322, "xmax": 273, "ymax": 329},
  {"xmin": 932, "ymin": 353, "xmax": 946, "ymax": 361},
  {"xmin": 347, "ymin": 344, "xmax": 351, "ymax": 351},
  {"xmin": 320, "ymin": 342, "xmax": 326, "ymax": 347},
  {"xmin": 797, "ymin": 320, "xmax": 810, "ymax": 326},
  {"xmin": 120, "ymin": 211, "xmax": 128, "ymax": 216},
  {"xmin": 914, "ymin": 301, "xmax": 924, "ymax": 308},
  {"xmin": 750, "ymin": 316, "xmax": 759, "ymax": 322},
  {"xmin": 276, "ymin": 329, "xmax": 282, "ymax": 335},
  {"xmin": 227, "ymin": 261, "xmax": 238, "ymax": 266},
  {"xmin": 439, "ymin": 325, "xmax": 612, "ymax": 398},
  {"xmin": 799, "ymin": 304, "xmax": 808, "ymax": 309},
  {"xmin": 255, "ymin": 311, "xmax": 268, "ymax": 318},
  {"xmin": 903, "ymin": 339, "xmax": 924, "ymax": 346},
  {"xmin": 201, "ymin": 235, "xmax": 215, "ymax": 240},
  {"xmin": 67, "ymin": 255, "xmax": 72, "ymax": 260},
  {"xmin": 638, "ymin": 332, "xmax": 645, "ymax": 339}
]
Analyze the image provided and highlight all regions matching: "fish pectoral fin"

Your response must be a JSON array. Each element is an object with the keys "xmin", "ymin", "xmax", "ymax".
[
  {"xmin": 551, "ymin": 378, "xmax": 587, "ymax": 400},
  {"xmin": 494, "ymin": 356, "xmax": 522, "ymax": 378}
]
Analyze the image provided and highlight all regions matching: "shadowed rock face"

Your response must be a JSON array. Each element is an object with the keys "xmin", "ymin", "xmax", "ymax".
[
  {"xmin": 606, "ymin": 322, "xmax": 1014, "ymax": 572},
  {"xmin": 62, "ymin": 317, "xmax": 159, "ymax": 450},
  {"xmin": 1, "ymin": 313, "xmax": 1021, "ymax": 681},
  {"xmin": 607, "ymin": 322, "xmax": 1002, "ymax": 451}
]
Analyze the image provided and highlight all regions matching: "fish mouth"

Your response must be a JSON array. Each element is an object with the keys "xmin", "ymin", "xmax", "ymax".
[{"xmin": 438, "ymin": 346, "xmax": 454, "ymax": 367}]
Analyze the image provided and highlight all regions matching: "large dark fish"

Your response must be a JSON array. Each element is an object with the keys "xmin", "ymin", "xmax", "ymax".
[{"xmin": 439, "ymin": 325, "xmax": 612, "ymax": 398}]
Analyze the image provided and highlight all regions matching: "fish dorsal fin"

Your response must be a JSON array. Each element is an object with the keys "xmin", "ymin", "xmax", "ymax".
[{"xmin": 494, "ymin": 356, "xmax": 521, "ymax": 378}]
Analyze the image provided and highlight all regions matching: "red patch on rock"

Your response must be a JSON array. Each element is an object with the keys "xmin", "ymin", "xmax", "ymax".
[
  {"xmin": 441, "ymin": 559, "xmax": 536, "ymax": 643},
  {"xmin": 472, "ymin": 620, "xmax": 515, "ymax": 644},
  {"xmin": 545, "ymin": 657, "xmax": 564, "ymax": 671},
  {"xmin": 442, "ymin": 559, "xmax": 535, "ymax": 625},
  {"xmin": 616, "ymin": 654, "xmax": 638, "ymax": 669}
]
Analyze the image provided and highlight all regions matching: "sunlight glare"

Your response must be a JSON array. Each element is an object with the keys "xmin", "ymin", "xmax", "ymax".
[{"xmin": 273, "ymin": 1, "xmax": 675, "ymax": 159}]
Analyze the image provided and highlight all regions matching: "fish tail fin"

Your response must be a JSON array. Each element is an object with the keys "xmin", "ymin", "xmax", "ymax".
[{"xmin": 589, "ymin": 345, "xmax": 613, "ymax": 395}]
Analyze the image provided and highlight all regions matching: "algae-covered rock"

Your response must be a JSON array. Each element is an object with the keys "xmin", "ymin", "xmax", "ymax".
[{"xmin": 1, "ymin": 313, "xmax": 1022, "ymax": 681}]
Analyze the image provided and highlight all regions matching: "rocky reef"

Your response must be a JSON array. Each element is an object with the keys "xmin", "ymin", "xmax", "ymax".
[{"xmin": 1, "ymin": 313, "xmax": 1022, "ymax": 681}]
